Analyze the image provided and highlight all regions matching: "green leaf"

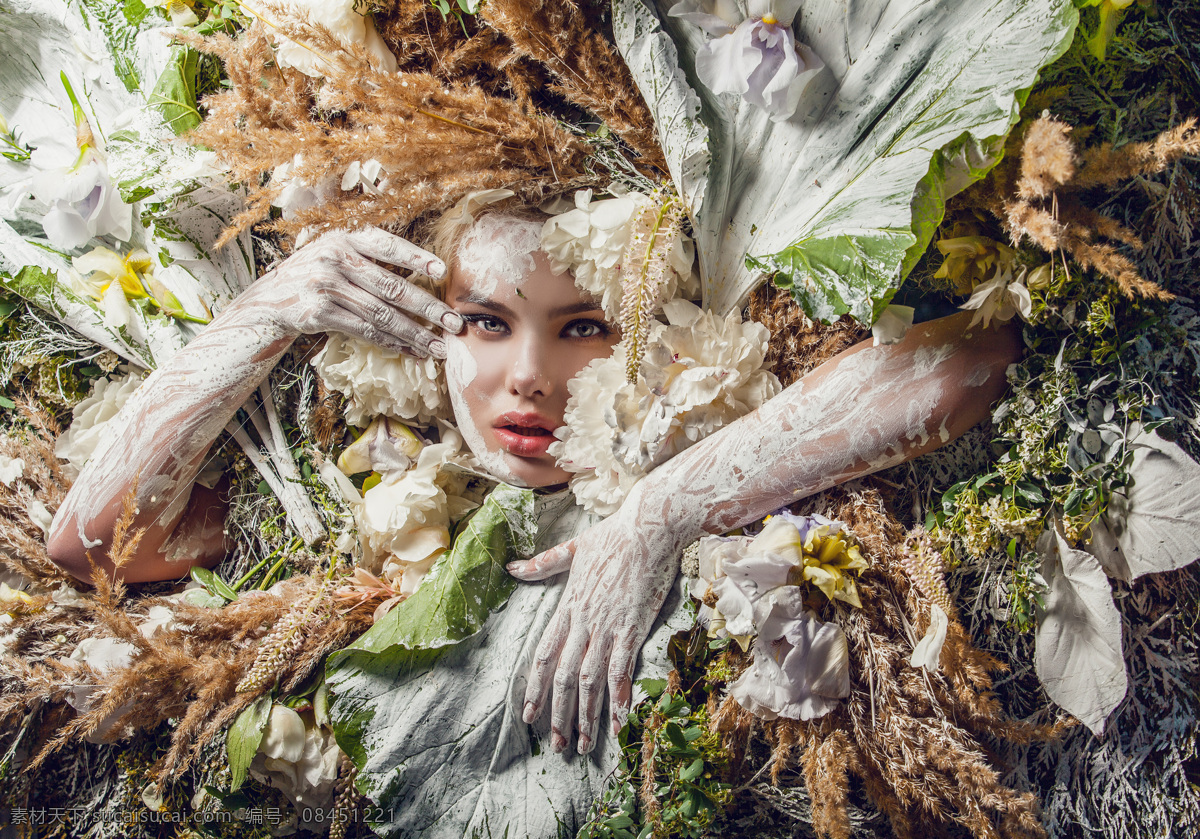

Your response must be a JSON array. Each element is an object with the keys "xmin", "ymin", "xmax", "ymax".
[
  {"xmin": 0, "ymin": 396, "xmax": 15, "ymax": 410},
  {"xmin": 226, "ymin": 695, "xmax": 271, "ymax": 792},
  {"xmin": 150, "ymin": 45, "xmax": 202, "ymax": 135},
  {"xmin": 679, "ymin": 758, "xmax": 704, "ymax": 782},
  {"xmin": 77, "ymin": 0, "xmax": 151, "ymax": 92},
  {"xmin": 616, "ymin": 0, "xmax": 1079, "ymax": 321},
  {"xmin": 0, "ymin": 296, "xmax": 18, "ymax": 322},
  {"xmin": 637, "ymin": 677, "xmax": 668, "ymax": 699},
  {"xmin": 190, "ymin": 566, "xmax": 237, "ymax": 602},
  {"xmin": 341, "ymin": 484, "xmax": 535, "ymax": 654},
  {"xmin": 664, "ymin": 722, "xmax": 688, "ymax": 750}
]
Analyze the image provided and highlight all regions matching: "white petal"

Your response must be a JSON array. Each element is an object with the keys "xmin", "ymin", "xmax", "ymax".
[
  {"xmin": 909, "ymin": 603, "xmax": 949, "ymax": 672},
  {"xmin": 1035, "ymin": 527, "xmax": 1126, "ymax": 735},
  {"xmin": 261, "ymin": 705, "xmax": 307, "ymax": 763},
  {"xmin": 871, "ymin": 304, "xmax": 915, "ymax": 346},
  {"xmin": 0, "ymin": 455, "xmax": 24, "ymax": 487}
]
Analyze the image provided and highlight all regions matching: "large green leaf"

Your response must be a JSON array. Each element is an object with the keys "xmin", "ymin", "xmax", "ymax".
[
  {"xmin": 339, "ymin": 483, "xmax": 535, "ymax": 657},
  {"xmin": 226, "ymin": 694, "xmax": 272, "ymax": 792},
  {"xmin": 616, "ymin": 0, "xmax": 1079, "ymax": 320}
]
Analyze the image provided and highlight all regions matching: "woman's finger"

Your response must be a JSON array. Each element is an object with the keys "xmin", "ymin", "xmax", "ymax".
[
  {"xmin": 607, "ymin": 630, "xmax": 641, "ymax": 735},
  {"xmin": 523, "ymin": 608, "xmax": 570, "ymax": 726},
  {"xmin": 549, "ymin": 627, "xmax": 589, "ymax": 754},
  {"xmin": 324, "ymin": 281, "xmax": 447, "ymax": 358},
  {"xmin": 507, "ymin": 540, "xmax": 575, "ymax": 581},
  {"xmin": 577, "ymin": 630, "xmax": 614, "ymax": 754},
  {"xmin": 338, "ymin": 251, "xmax": 463, "ymax": 335},
  {"xmin": 342, "ymin": 226, "xmax": 446, "ymax": 280}
]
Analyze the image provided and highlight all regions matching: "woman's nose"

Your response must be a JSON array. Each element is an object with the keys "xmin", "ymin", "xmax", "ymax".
[{"xmin": 508, "ymin": 333, "xmax": 552, "ymax": 398}]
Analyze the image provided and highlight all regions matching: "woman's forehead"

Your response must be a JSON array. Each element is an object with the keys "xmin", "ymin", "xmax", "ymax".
[{"xmin": 455, "ymin": 214, "xmax": 543, "ymax": 297}]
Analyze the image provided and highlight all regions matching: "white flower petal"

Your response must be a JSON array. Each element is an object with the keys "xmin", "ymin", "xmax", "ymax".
[
  {"xmin": 909, "ymin": 603, "xmax": 949, "ymax": 672},
  {"xmin": 261, "ymin": 705, "xmax": 307, "ymax": 763},
  {"xmin": 871, "ymin": 304, "xmax": 915, "ymax": 346}
]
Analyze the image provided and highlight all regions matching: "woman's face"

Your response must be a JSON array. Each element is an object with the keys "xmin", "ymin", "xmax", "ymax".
[{"xmin": 443, "ymin": 215, "xmax": 619, "ymax": 488}]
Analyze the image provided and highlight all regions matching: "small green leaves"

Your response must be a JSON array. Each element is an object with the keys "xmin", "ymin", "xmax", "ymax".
[{"xmin": 150, "ymin": 45, "xmax": 202, "ymax": 136}]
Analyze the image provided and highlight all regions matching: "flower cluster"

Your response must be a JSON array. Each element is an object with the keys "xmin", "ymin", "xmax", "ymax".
[
  {"xmin": 540, "ymin": 190, "xmax": 698, "ymax": 323},
  {"xmin": 70, "ymin": 246, "xmax": 207, "ymax": 327},
  {"xmin": 312, "ymin": 333, "xmax": 448, "ymax": 426},
  {"xmin": 251, "ymin": 702, "xmax": 342, "ymax": 809},
  {"xmin": 691, "ymin": 512, "xmax": 865, "ymax": 720},
  {"xmin": 552, "ymin": 299, "xmax": 779, "ymax": 515}
]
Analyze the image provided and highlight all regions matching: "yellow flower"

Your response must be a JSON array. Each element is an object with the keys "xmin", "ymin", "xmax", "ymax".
[
  {"xmin": 0, "ymin": 582, "xmax": 37, "ymax": 616},
  {"xmin": 795, "ymin": 523, "xmax": 869, "ymax": 608},
  {"xmin": 934, "ymin": 234, "xmax": 1017, "ymax": 295},
  {"xmin": 72, "ymin": 246, "xmax": 151, "ymax": 301}
]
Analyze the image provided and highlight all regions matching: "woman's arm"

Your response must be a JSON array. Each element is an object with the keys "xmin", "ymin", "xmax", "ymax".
[
  {"xmin": 48, "ymin": 229, "xmax": 456, "ymax": 584},
  {"xmin": 509, "ymin": 311, "xmax": 1022, "ymax": 753}
]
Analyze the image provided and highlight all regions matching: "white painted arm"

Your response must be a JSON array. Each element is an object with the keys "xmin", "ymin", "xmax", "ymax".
[
  {"xmin": 508, "ymin": 311, "xmax": 1022, "ymax": 752},
  {"xmin": 48, "ymin": 229, "xmax": 457, "ymax": 583}
]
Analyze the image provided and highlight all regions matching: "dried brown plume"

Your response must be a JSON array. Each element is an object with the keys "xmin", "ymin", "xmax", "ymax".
[
  {"xmin": 188, "ymin": 1, "xmax": 666, "ymax": 247},
  {"xmin": 966, "ymin": 114, "xmax": 1200, "ymax": 301}
]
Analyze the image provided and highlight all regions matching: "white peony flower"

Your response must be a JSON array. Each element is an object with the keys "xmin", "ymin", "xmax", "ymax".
[
  {"xmin": 354, "ymin": 441, "xmax": 476, "ymax": 594},
  {"xmin": 250, "ymin": 0, "xmax": 398, "ymax": 78},
  {"xmin": 30, "ymin": 141, "xmax": 133, "ymax": 250},
  {"xmin": 252, "ymin": 704, "xmax": 343, "ymax": 809},
  {"xmin": 553, "ymin": 299, "xmax": 779, "ymax": 515},
  {"xmin": 669, "ymin": 0, "xmax": 824, "ymax": 122},
  {"xmin": 312, "ymin": 332, "xmax": 447, "ymax": 426},
  {"xmin": 540, "ymin": 190, "xmax": 699, "ymax": 322},
  {"xmin": 55, "ymin": 367, "xmax": 146, "ymax": 480}
]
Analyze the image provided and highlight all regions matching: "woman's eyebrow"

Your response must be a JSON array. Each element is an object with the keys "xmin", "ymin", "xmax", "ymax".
[
  {"xmin": 549, "ymin": 302, "xmax": 606, "ymax": 318},
  {"xmin": 454, "ymin": 292, "xmax": 514, "ymax": 317}
]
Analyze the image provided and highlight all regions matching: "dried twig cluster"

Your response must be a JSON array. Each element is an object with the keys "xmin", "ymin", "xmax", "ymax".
[
  {"xmin": 709, "ymin": 487, "xmax": 1065, "ymax": 839},
  {"xmin": 746, "ymin": 283, "xmax": 868, "ymax": 388},
  {"xmin": 970, "ymin": 114, "xmax": 1200, "ymax": 300},
  {"xmin": 187, "ymin": 0, "xmax": 667, "ymax": 246}
]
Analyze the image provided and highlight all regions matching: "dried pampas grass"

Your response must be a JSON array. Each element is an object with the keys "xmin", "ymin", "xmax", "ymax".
[
  {"xmin": 968, "ymin": 114, "xmax": 1200, "ymax": 301},
  {"xmin": 746, "ymin": 282, "xmax": 869, "ymax": 388}
]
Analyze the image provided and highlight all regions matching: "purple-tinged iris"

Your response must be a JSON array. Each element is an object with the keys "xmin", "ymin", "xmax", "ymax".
[{"xmin": 669, "ymin": 0, "xmax": 824, "ymax": 122}]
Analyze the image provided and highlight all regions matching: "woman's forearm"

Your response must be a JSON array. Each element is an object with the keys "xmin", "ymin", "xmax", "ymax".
[
  {"xmin": 637, "ymin": 311, "xmax": 1021, "ymax": 540},
  {"xmin": 47, "ymin": 303, "xmax": 294, "ymax": 583}
]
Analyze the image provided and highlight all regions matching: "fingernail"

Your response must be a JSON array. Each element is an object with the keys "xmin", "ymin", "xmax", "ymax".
[
  {"xmin": 522, "ymin": 702, "xmax": 537, "ymax": 724},
  {"xmin": 427, "ymin": 259, "xmax": 446, "ymax": 280},
  {"xmin": 442, "ymin": 311, "xmax": 464, "ymax": 333},
  {"xmin": 551, "ymin": 733, "xmax": 566, "ymax": 754},
  {"xmin": 577, "ymin": 735, "xmax": 592, "ymax": 755},
  {"xmin": 429, "ymin": 339, "xmax": 447, "ymax": 359}
]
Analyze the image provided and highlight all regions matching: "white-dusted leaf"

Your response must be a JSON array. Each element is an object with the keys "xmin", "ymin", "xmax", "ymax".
[
  {"xmin": 612, "ymin": 0, "xmax": 711, "ymax": 214},
  {"xmin": 1088, "ymin": 431, "xmax": 1200, "ymax": 582},
  {"xmin": 618, "ymin": 0, "xmax": 1078, "ymax": 319},
  {"xmin": 1036, "ymin": 527, "xmax": 1126, "ymax": 735}
]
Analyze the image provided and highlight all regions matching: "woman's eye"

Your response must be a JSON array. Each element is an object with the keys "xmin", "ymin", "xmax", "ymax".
[
  {"xmin": 564, "ymin": 320, "xmax": 610, "ymax": 340},
  {"xmin": 463, "ymin": 314, "xmax": 508, "ymax": 335}
]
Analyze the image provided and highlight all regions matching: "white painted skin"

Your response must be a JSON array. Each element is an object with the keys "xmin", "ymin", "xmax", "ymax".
[
  {"xmin": 47, "ymin": 227, "xmax": 457, "ymax": 584},
  {"xmin": 508, "ymin": 312, "xmax": 1022, "ymax": 755}
]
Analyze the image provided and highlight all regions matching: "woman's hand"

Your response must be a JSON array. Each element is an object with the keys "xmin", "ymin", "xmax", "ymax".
[
  {"xmin": 240, "ymin": 227, "xmax": 462, "ymax": 358},
  {"xmin": 508, "ymin": 482, "xmax": 697, "ymax": 755}
]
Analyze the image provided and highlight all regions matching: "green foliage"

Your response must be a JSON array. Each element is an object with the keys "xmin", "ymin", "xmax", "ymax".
[
  {"xmin": 151, "ymin": 45, "xmax": 203, "ymax": 135},
  {"xmin": 226, "ymin": 695, "xmax": 272, "ymax": 792},
  {"xmin": 76, "ymin": 0, "xmax": 152, "ymax": 92},
  {"xmin": 580, "ymin": 627, "xmax": 731, "ymax": 839}
]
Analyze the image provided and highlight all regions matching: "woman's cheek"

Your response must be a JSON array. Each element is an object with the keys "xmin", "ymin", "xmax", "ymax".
[{"xmin": 444, "ymin": 334, "xmax": 524, "ymax": 485}]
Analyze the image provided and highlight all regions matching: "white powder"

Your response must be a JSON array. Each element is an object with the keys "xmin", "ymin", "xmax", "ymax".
[
  {"xmin": 443, "ymin": 333, "xmax": 525, "ymax": 486},
  {"xmin": 456, "ymin": 216, "xmax": 542, "ymax": 297}
]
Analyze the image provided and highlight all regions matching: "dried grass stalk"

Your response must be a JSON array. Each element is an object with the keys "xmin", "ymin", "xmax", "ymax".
[{"xmin": 746, "ymin": 283, "xmax": 868, "ymax": 388}]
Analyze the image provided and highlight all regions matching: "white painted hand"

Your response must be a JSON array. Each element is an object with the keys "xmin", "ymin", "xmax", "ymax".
[
  {"xmin": 508, "ymin": 484, "xmax": 692, "ymax": 755},
  {"xmin": 242, "ymin": 227, "xmax": 462, "ymax": 357}
]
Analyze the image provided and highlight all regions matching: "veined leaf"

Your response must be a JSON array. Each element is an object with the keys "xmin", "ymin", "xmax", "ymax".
[
  {"xmin": 226, "ymin": 695, "xmax": 271, "ymax": 792},
  {"xmin": 150, "ymin": 45, "xmax": 202, "ymax": 136},
  {"xmin": 615, "ymin": 0, "xmax": 1079, "ymax": 320},
  {"xmin": 340, "ymin": 483, "xmax": 535, "ymax": 655}
]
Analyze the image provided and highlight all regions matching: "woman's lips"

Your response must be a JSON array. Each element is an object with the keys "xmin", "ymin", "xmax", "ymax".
[{"xmin": 493, "ymin": 413, "xmax": 557, "ymax": 458}]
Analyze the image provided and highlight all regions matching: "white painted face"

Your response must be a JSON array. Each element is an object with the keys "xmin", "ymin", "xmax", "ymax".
[{"xmin": 443, "ymin": 216, "xmax": 619, "ymax": 488}]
